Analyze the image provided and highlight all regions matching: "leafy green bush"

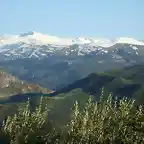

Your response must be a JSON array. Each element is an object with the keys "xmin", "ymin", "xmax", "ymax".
[
  {"xmin": 1, "ymin": 97, "xmax": 57, "ymax": 144},
  {"xmin": 67, "ymin": 91, "xmax": 144, "ymax": 143},
  {"xmin": 0, "ymin": 90, "xmax": 144, "ymax": 144},
  {"xmin": 69, "ymin": 95, "xmax": 144, "ymax": 143}
]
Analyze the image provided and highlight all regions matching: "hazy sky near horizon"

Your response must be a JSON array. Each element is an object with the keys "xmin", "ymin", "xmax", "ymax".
[{"xmin": 0, "ymin": 0, "xmax": 144, "ymax": 39}]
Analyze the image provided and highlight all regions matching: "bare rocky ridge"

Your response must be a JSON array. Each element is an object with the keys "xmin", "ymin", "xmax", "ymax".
[{"xmin": 0, "ymin": 70, "xmax": 51, "ymax": 98}]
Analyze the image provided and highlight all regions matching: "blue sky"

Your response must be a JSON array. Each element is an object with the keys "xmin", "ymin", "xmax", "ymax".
[{"xmin": 0, "ymin": 0, "xmax": 144, "ymax": 39}]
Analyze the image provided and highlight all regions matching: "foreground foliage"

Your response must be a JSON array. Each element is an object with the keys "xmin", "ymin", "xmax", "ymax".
[
  {"xmin": 0, "ymin": 91, "xmax": 144, "ymax": 144},
  {"xmin": 68, "ymin": 94, "xmax": 144, "ymax": 143}
]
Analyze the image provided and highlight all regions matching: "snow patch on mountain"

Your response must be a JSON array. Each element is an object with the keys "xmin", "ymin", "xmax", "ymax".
[
  {"xmin": 0, "ymin": 32, "xmax": 144, "ymax": 47},
  {"xmin": 0, "ymin": 31, "xmax": 72, "ymax": 46},
  {"xmin": 116, "ymin": 37, "xmax": 144, "ymax": 46},
  {"xmin": 0, "ymin": 31, "xmax": 143, "ymax": 59}
]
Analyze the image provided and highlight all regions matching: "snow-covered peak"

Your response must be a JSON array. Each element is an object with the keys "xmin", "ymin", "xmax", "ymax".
[
  {"xmin": 0, "ymin": 32, "xmax": 143, "ymax": 60},
  {"xmin": 0, "ymin": 32, "xmax": 144, "ymax": 47},
  {"xmin": 73, "ymin": 37, "xmax": 93, "ymax": 44},
  {"xmin": 116, "ymin": 37, "xmax": 144, "ymax": 46},
  {"xmin": 92, "ymin": 38, "xmax": 115, "ymax": 47},
  {"xmin": 19, "ymin": 31, "xmax": 75, "ymax": 45},
  {"xmin": 0, "ymin": 32, "xmax": 73, "ymax": 46},
  {"xmin": 19, "ymin": 31, "xmax": 36, "ymax": 37}
]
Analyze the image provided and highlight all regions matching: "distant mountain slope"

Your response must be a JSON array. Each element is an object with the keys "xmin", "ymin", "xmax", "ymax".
[
  {"xmin": 1, "ymin": 64, "xmax": 144, "ymax": 127},
  {"xmin": 42, "ymin": 64, "xmax": 144, "ymax": 126},
  {"xmin": 1, "ymin": 32, "xmax": 144, "ymax": 89},
  {"xmin": 0, "ymin": 32, "xmax": 144, "ymax": 61},
  {"xmin": 1, "ymin": 64, "xmax": 144, "ymax": 103},
  {"xmin": 53, "ymin": 64, "xmax": 144, "ymax": 103},
  {"xmin": 0, "ymin": 70, "xmax": 51, "ymax": 98}
]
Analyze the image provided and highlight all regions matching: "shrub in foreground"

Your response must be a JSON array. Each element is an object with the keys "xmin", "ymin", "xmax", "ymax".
[
  {"xmin": 1, "ymin": 97, "xmax": 58, "ymax": 144},
  {"xmin": 67, "ymin": 94, "xmax": 144, "ymax": 143},
  {"xmin": 0, "ymin": 91, "xmax": 144, "ymax": 143}
]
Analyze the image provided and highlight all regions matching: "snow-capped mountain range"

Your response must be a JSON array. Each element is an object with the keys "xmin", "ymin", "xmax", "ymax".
[
  {"xmin": 1, "ymin": 31, "xmax": 144, "ymax": 46},
  {"xmin": 1, "ymin": 31, "xmax": 144, "ymax": 89},
  {"xmin": 0, "ymin": 31, "xmax": 144, "ymax": 60}
]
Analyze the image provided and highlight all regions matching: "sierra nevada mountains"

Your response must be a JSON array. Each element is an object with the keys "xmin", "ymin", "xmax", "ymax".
[
  {"xmin": 0, "ymin": 31, "xmax": 144, "ymax": 90},
  {"xmin": 0, "ymin": 31, "xmax": 144, "ymax": 60}
]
